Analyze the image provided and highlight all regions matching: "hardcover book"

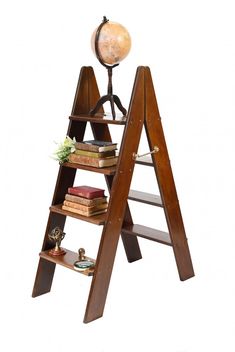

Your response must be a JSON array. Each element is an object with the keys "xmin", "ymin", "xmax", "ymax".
[
  {"xmin": 75, "ymin": 140, "xmax": 117, "ymax": 152},
  {"xmin": 63, "ymin": 200, "xmax": 108, "ymax": 212},
  {"xmin": 68, "ymin": 186, "xmax": 105, "ymax": 199},
  {"xmin": 69, "ymin": 153, "xmax": 118, "ymax": 168},
  {"xmin": 74, "ymin": 149, "xmax": 116, "ymax": 158},
  {"xmin": 62, "ymin": 205, "xmax": 107, "ymax": 217},
  {"xmin": 65, "ymin": 194, "xmax": 107, "ymax": 206}
]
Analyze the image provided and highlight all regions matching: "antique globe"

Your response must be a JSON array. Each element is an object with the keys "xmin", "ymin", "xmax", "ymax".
[
  {"xmin": 91, "ymin": 17, "xmax": 131, "ymax": 66},
  {"xmin": 90, "ymin": 17, "xmax": 131, "ymax": 119}
]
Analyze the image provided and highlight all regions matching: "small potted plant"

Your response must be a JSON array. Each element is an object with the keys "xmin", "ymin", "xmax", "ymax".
[{"xmin": 53, "ymin": 136, "xmax": 76, "ymax": 163}]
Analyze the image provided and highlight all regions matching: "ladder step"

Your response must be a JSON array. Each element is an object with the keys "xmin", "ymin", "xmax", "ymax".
[
  {"xmin": 122, "ymin": 224, "xmax": 172, "ymax": 246},
  {"xmin": 128, "ymin": 190, "xmax": 163, "ymax": 207},
  {"xmin": 50, "ymin": 204, "xmax": 106, "ymax": 225},
  {"xmin": 69, "ymin": 114, "xmax": 126, "ymax": 125},
  {"xmin": 62, "ymin": 162, "xmax": 116, "ymax": 175},
  {"xmin": 135, "ymin": 156, "xmax": 153, "ymax": 166},
  {"xmin": 40, "ymin": 249, "xmax": 94, "ymax": 276}
]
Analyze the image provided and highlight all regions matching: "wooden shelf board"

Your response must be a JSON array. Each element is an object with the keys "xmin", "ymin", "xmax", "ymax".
[
  {"xmin": 135, "ymin": 156, "xmax": 153, "ymax": 166},
  {"xmin": 122, "ymin": 224, "xmax": 172, "ymax": 246},
  {"xmin": 62, "ymin": 162, "xmax": 116, "ymax": 175},
  {"xmin": 40, "ymin": 249, "xmax": 95, "ymax": 276},
  {"xmin": 50, "ymin": 204, "xmax": 106, "ymax": 225},
  {"xmin": 128, "ymin": 190, "xmax": 163, "ymax": 207},
  {"xmin": 69, "ymin": 114, "xmax": 126, "ymax": 125}
]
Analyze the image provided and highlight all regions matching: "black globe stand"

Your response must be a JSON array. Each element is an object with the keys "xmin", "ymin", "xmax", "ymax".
[{"xmin": 89, "ymin": 16, "xmax": 127, "ymax": 119}]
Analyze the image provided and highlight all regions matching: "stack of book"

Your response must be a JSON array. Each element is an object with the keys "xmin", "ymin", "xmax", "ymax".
[
  {"xmin": 68, "ymin": 140, "xmax": 118, "ymax": 168},
  {"xmin": 62, "ymin": 186, "xmax": 108, "ymax": 217}
]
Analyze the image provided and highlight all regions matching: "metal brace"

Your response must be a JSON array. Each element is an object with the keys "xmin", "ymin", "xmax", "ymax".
[{"xmin": 132, "ymin": 146, "xmax": 159, "ymax": 160}]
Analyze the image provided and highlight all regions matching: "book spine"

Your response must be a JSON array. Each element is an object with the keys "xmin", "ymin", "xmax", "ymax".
[
  {"xmin": 65, "ymin": 194, "xmax": 107, "ymax": 206},
  {"xmin": 67, "ymin": 186, "xmax": 105, "ymax": 199},
  {"xmin": 69, "ymin": 154, "xmax": 99, "ymax": 167},
  {"xmin": 65, "ymin": 194, "xmax": 92, "ymax": 206},
  {"xmin": 62, "ymin": 205, "xmax": 107, "ymax": 217},
  {"xmin": 63, "ymin": 200, "xmax": 108, "ymax": 212},
  {"xmin": 63, "ymin": 200, "xmax": 90, "ymax": 211},
  {"xmin": 75, "ymin": 150, "xmax": 115, "ymax": 158},
  {"xmin": 75, "ymin": 143, "xmax": 99, "ymax": 152},
  {"xmin": 75, "ymin": 150, "xmax": 101, "ymax": 157}
]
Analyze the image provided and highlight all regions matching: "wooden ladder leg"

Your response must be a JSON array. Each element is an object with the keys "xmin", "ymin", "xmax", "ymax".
[
  {"xmin": 32, "ymin": 213, "xmax": 66, "ymax": 297},
  {"xmin": 32, "ymin": 162, "xmax": 79, "ymax": 297},
  {"xmin": 144, "ymin": 67, "xmax": 194, "ymax": 281},
  {"xmin": 84, "ymin": 67, "xmax": 146, "ymax": 323},
  {"xmin": 121, "ymin": 203, "xmax": 142, "ymax": 262}
]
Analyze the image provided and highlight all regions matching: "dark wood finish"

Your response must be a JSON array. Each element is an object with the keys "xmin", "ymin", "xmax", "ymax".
[
  {"xmin": 120, "ymin": 203, "xmax": 143, "ymax": 263},
  {"xmin": 62, "ymin": 162, "xmax": 117, "ymax": 175},
  {"xmin": 128, "ymin": 190, "xmax": 163, "ymax": 207},
  {"xmin": 144, "ymin": 67, "xmax": 194, "ymax": 281},
  {"xmin": 122, "ymin": 224, "xmax": 171, "ymax": 246},
  {"xmin": 89, "ymin": 86, "xmax": 142, "ymax": 265},
  {"xmin": 32, "ymin": 212, "xmax": 66, "ymax": 297},
  {"xmin": 135, "ymin": 156, "xmax": 153, "ymax": 166},
  {"xmin": 32, "ymin": 67, "xmax": 100, "ymax": 297},
  {"xmin": 70, "ymin": 114, "xmax": 126, "ymax": 125},
  {"xmin": 70, "ymin": 67, "xmax": 140, "ymax": 261},
  {"xmin": 50, "ymin": 204, "xmax": 106, "ymax": 225},
  {"xmin": 84, "ymin": 67, "xmax": 146, "ymax": 323},
  {"xmin": 40, "ymin": 249, "xmax": 95, "ymax": 276},
  {"xmin": 32, "ymin": 65, "xmax": 194, "ymax": 323},
  {"xmin": 32, "ymin": 66, "xmax": 141, "ymax": 301}
]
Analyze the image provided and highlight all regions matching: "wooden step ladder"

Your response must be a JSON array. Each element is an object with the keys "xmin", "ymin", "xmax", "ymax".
[{"xmin": 32, "ymin": 66, "xmax": 194, "ymax": 323}]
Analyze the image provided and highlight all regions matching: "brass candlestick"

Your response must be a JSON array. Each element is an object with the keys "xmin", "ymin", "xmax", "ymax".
[{"xmin": 48, "ymin": 227, "xmax": 66, "ymax": 256}]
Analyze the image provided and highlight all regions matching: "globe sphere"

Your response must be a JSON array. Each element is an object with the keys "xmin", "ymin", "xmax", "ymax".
[{"xmin": 91, "ymin": 21, "xmax": 131, "ymax": 66}]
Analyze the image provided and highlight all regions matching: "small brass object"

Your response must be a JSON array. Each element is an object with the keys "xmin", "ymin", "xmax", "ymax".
[
  {"xmin": 48, "ymin": 227, "xmax": 66, "ymax": 256},
  {"xmin": 78, "ymin": 248, "xmax": 86, "ymax": 261},
  {"xmin": 132, "ymin": 145, "xmax": 159, "ymax": 160},
  {"xmin": 73, "ymin": 248, "xmax": 95, "ymax": 272}
]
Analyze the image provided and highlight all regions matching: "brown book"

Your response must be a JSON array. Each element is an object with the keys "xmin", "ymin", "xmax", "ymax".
[
  {"xmin": 69, "ymin": 153, "xmax": 118, "ymax": 168},
  {"xmin": 75, "ymin": 149, "xmax": 116, "ymax": 158},
  {"xmin": 75, "ymin": 140, "xmax": 117, "ymax": 152},
  {"xmin": 62, "ymin": 205, "xmax": 107, "ymax": 217},
  {"xmin": 65, "ymin": 194, "xmax": 107, "ymax": 206},
  {"xmin": 63, "ymin": 200, "xmax": 108, "ymax": 212}
]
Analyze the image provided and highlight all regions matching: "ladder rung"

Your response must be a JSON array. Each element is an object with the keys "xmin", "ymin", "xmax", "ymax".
[
  {"xmin": 122, "ymin": 224, "xmax": 172, "ymax": 246},
  {"xmin": 128, "ymin": 190, "xmax": 163, "ymax": 207},
  {"xmin": 135, "ymin": 156, "xmax": 153, "ymax": 166},
  {"xmin": 69, "ymin": 114, "xmax": 126, "ymax": 125}
]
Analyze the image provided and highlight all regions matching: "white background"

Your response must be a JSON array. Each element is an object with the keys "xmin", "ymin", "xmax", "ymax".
[{"xmin": 1, "ymin": 0, "xmax": 235, "ymax": 351}]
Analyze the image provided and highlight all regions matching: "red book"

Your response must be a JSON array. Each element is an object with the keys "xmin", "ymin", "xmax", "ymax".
[{"xmin": 68, "ymin": 186, "xmax": 105, "ymax": 199}]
